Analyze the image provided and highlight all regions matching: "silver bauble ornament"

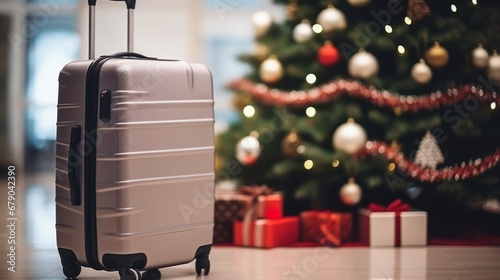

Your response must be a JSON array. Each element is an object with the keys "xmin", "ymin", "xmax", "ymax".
[
  {"xmin": 332, "ymin": 118, "xmax": 367, "ymax": 155},
  {"xmin": 293, "ymin": 21, "xmax": 314, "ymax": 43},
  {"xmin": 348, "ymin": 50, "xmax": 379, "ymax": 80},
  {"xmin": 316, "ymin": 5, "xmax": 347, "ymax": 32},
  {"xmin": 472, "ymin": 44, "xmax": 489, "ymax": 69},
  {"xmin": 236, "ymin": 135, "xmax": 261, "ymax": 166},
  {"xmin": 411, "ymin": 59, "xmax": 432, "ymax": 85},
  {"xmin": 260, "ymin": 56, "xmax": 284, "ymax": 84},
  {"xmin": 347, "ymin": 0, "xmax": 371, "ymax": 7},
  {"xmin": 489, "ymin": 51, "xmax": 500, "ymax": 82},
  {"xmin": 340, "ymin": 178, "xmax": 362, "ymax": 206},
  {"xmin": 252, "ymin": 11, "xmax": 273, "ymax": 37}
]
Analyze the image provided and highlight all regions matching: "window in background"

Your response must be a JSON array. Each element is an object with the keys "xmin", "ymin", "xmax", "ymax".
[
  {"xmin": 0, "ymin": 14, "xmax": 11, "ymax": 167},
  {"xmin": 25, "ymin": 4, "xmax": 79, "ymax": 171}
]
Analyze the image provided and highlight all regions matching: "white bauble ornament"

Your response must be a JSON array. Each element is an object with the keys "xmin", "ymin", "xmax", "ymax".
[
  {"xmin": 236, "ymin": 136, "xmax": 261, "ymax": 166},
  {"xmin": 252, "ymin": 11, "xmax": 273, "ymax": 37},
  {"xmin": 411, "ymin": 59, "xmax": 432, "ymax": 85},
  {"xmin": 489, "ymin": 51, "xmax": 500, "ymax": 82},
  {"xmin": 348, "ymin": 50, "xmax": 379, "ymax": 80},
  {"xmin": 316, "ymin": 6, "xmax": 347, "ymax": 32},
  {"xmin": 332, "ymin": 118, "xmax": 367, "ymax": 154},
  {"xmin": 293, "ymin": 21, "xmax": 313, "ymax": 43},
  {"xmin": 340, "ymin": 178, "xmax": 362, "ymax": 206},
  {"xmin": 472, "ymin": 44, "xmax": 489, "ymax": 69},
  {"xmin": 347, "ymin": 0, "xmax": 371, "ymax": 7},
  {"xmin": 260, "ymin": 56, "xmax": 284, "ymax": 84}
]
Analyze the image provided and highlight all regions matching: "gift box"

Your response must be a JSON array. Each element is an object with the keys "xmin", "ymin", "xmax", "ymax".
[
  {"xmin": 359, "ymin": 199, "xmax": 427, "ymax": 247},
  {"xmin": 213, "ymin": 221, "xmax": 233, "ymax": 244},
  {"xmin": 233, "ymin": 217, "xmax": 299, "ymax": 248},
  {"xmin": 215, "ymin": 186, "xmax": 283, "ymax": 221},
  {"xmin": 213, "ymin": 186, "xmax": 283, "ymax": 244},
  {"xmin": 300, "ymin": 211, "xmax": 352, "ymax": 246}
]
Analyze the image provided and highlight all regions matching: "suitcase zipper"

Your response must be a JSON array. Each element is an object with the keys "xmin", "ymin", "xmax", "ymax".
[
  {"xmin": 84, "ymin": 55, "xmax": 113, "ymax": 270},
  {"xmin": 84, "ymin": 53, "xmax": 156, "ymax": 271}
]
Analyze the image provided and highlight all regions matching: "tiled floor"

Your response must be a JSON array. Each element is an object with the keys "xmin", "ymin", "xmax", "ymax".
[{"xmin": 1, "ymin": 173, "xmax": 499, "ymax": 279}]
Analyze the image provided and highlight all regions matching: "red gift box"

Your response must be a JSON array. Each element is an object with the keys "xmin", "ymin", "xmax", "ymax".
[
  {"xmin": 215, "ymin": 186, "xmax": 283, "ymax": 220},
  {"xmin": 233, "ymin": 217, "xmax": 299, "ymax": 248},
  {"xmin": 300, "ymin": 211, "xmax": 352, "ymax": 246}
]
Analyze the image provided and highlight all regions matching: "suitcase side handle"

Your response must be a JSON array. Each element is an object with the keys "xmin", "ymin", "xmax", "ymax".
[
  {"xmin": 88, "ymin": 0, "xmax": 136, "ymax": 59},
  {"xmin": 68, "ymin": 125, "xmax": 82, "ymax": 206}
]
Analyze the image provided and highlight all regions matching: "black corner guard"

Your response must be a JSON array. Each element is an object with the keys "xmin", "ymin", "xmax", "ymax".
[
  {"xmin": 102, "ymin": 253, "xmax": 147, "ymax": 270},
  {"xmin": 194, "ymin": 244, "xmax": 212, "ymax": 259}
]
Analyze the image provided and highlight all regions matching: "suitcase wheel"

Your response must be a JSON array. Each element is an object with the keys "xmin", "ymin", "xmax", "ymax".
[
  {"xmin": 62, "ymin": 259, "xmax": 81, "ymax": 279},
  {"xmin": 119, "ymin": 267, "xmax": 141, "ymax": 280},
  {"xmin": 195, "ymin": 255, "xmax": 210, "ymax": 276}
]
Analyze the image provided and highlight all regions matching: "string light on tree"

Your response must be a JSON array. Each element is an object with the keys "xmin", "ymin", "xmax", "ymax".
[
  {"xmin": 472, "ymin": 44, "xmax": 489, "ymax": 69},
  {"xmin": 318, "ymin": 41, "xmax": 340, "ymax": 67},
  {"xmin": 243, "ymin": 105, "xmax": 256, "ymax": 118},
  {"xmin": 304, "ymin": 159, "xmax": 314, "ymax": 170},
  {"xmin": 312, "ymin": 24, "xmax": 323, "ymax": 33},
  {"xmin": 348, "ymin": 49, "xmax": 379, "ymax": 80},
  {"xmin": 260, "ymin": 55, "xmax": 283, "ymax": 84},
  {"xmin": 306, "ymin": 106, "xmax": 316, "ymax": 117},
  {"xmin": 411, "ymin": 59, "xmax": 433, "ymax": 85},
  {"xmin": 316, "ymin": 5, "xmax": 347, "ymax": 32},
  {"xmin": 252, "ymin": 11, "xmax": 273, "ymax": 37},
  {"xmin": 398, "ymin": 45, "xmax": 406, "ymax": 55},
  {"xmin": 306, "ymin": 74, "xmax": 317, "ymax": 84},
  {"xmin": 385, "ymin": 25, "xmax": 393, "ymax": 34},
  {"xmin": 340, "ymin": 178, "xmax": 362, "ymax": 206},
  {"xmin": 236, "ymin": 135, "xmax": 261, "ymax": 166},
  {"xmin": 293, "ymin": 20, "xmax": 314, "ymax": 43},
  {"xmin": 425, "ymin": 42, "xmax": 449, "ymax": 69},
  {"xmin": 414, "ymin": 131, "xmax": 444, "ymax": 170},
  {"xmin": 333, "ymin": 118, "xmax": 367, "ymax": 154}
]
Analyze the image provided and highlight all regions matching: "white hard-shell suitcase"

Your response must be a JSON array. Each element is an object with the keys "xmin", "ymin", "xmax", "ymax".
[{"xmin": 55, "ymin": 1, "xmax": 215, "ymax": 279}]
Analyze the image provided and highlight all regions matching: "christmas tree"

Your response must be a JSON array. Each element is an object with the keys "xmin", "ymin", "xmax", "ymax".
[{"xmin": 216, "ymin": 0, "xmax": 500, "ymax": 219}]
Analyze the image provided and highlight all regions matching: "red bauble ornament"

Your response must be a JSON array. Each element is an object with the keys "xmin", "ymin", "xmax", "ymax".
[{"xmin": 318, "ymin": 42, "xmax": 340, "ymax": 67}]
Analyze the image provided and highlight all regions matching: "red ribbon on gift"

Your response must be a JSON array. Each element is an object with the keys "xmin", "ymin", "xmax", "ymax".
[
  {"xmin": 238, "ymin": 185, "xmax": 273, "ymax": 246},
  {"xmin": 368, "ymin": 199, "xmax": 410, "ymax": 246}
]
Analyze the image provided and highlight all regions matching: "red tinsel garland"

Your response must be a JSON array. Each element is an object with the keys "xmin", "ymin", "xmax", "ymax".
[
  {"xmin": 229, "ymin": 79, "xmax": 499, "ymax": 112},
  {"xmin": 357, "ymin": 141, "xmax": 500, "ymax": 182}
]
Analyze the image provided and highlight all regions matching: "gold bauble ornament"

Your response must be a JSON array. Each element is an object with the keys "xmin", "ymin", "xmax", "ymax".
[
  {"xmin": 254, "ymin": 43, "xmax": 269, "ymax": 61},
  {"xmin": 425, "ymin": 42, "xmax": 449, "ymax": 69},
  {"xmin": 281, "ymin": 131, "xmax": 303, "ymax": 157},
  {"xmin": 252, "ymin": 11, "xmax": 273, "ymax": 37},
  {"xmin": 232, "ymin": 94, "xmax": 252, "ymax": 110},
  {"xmin": 260, "ymin": 55, "xmax": 284, "ymax": 84}
]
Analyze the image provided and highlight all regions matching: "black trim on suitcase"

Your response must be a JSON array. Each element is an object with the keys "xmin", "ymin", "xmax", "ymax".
[
  {"xmin": 84, "ymin": 55, "xmax": 113, "ymax": 270},
  {"xmin": 84, "ymin": 53, "xmax": 157, "ymax": 270},
  {"xmin": 102, "ymin": 253, "xmax": 147, "ymax": 270}
]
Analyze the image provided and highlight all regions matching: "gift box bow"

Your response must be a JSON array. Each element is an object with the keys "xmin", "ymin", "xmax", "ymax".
[
  {"xmin": 368, "ymin": 199, "xmax": 410, "ymax": 213},
  {"xmin": 367, "ymin": 199, "xmax": 411, "ymax": 246}
]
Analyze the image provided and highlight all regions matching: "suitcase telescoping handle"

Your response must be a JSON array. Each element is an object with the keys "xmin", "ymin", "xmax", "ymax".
[{"xmin": 87, "ymin": 0, "xmax": 137, "ymax": 59}]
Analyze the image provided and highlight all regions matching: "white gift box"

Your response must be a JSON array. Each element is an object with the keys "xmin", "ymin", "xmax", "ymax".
[{"xmin": 359, "ymin": 208, "xmax": 427, "ymax": 247}]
